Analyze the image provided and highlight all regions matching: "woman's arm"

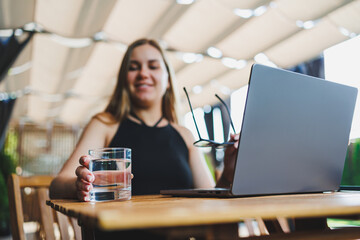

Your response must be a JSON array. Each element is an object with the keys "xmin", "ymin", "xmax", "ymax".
[
  {"xmin": 49, "ymin": 115, "xmax": 114, "ymax": 199},
  {"xmin": 173, "ymin": 124, "xmax": 215, "ymax": 188}
]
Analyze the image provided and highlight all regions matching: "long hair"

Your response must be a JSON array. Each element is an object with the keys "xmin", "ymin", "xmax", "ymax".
[{"xmin": 104, "ymin": 38, "xmax": 180, "ymax": 124}]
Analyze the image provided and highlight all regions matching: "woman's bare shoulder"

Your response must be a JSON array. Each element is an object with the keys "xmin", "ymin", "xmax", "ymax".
[
  {"xmin": 83, "ymin": 113, "xmax": 116, "ymax": 131},
  {"xmin": 83, "ymin": 112, "xmax": 119, "ymax": 146}
]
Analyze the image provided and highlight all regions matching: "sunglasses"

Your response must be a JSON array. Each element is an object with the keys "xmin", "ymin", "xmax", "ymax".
[{"xmin": 183, "ymin": 87, "xmax": 236, "ymax": 148}]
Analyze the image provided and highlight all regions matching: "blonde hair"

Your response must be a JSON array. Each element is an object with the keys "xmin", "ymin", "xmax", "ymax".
[{"xmin": 103, "ymin": 38, "xmax": 180, "ymax": 124}]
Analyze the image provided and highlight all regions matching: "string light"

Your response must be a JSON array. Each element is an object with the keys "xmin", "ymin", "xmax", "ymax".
[
  {"xmin": 176, "ymin": 0, "xmax": 195, "ymax": 5},
  {"xmin": 254, "ymin": 53, "xmax": 278, "ymax": 68},
  {"xmin": 233, "ymin": 2, "xmax": 270, "ymax": 19},
  {"xmin": 50, "ymin": 34, "xmax": 93, "ymax": 48},
  {"xmin": 0, "ymin": 87, "xmax": 110, "ymax": 102},
  {"xmin": 93, "ymin": 31, "xmax": 107, "ymax": 42},
  {"xmin": 220, "ymin": 86, "xmax": 231, "ymax": 95},
  {"xmin": 296, "ymin": 20, "xmax": 319, "ymax": 30},
  {"xmin": 8, "ymin": 62, "xmax": 32, "ymax": 75},
  {"xmin": 254, "ymin": 53, "xmax": 269, "ymax": 63},
  {"xmin": 0, "ymin": 29, "xmax": 13, "ymax": 37},
  {"xmin": 180, "ymin": 52, "xmax": 203, "ymax": 63},
  {"xmin": 206, "ymin": 47, "xmax": 222, "ymax": 58},
  {"xmin": 338, "ymin": 27, "xmax": 357, "ymax": 38},
  {"xmin": 233, "ymin": 9, "xmax": 253, "ymax": 19},
  {"xmin": 236, "ymin": 60, "xmax": 247, "ymax": 70},
  {"xmin": 221, "ymin": 57, "xmax": 238, "ymax": 69},
  {"xmin": 14, "ymin": 29, "xmax": 23, "ymax": 36},
  {"xmin": 192, "ymin": 85, "xmax": 203, "ymax": 94},
  {"xmin": 253, "ymin": 5, "xmax": 268, "ymax": 17}
]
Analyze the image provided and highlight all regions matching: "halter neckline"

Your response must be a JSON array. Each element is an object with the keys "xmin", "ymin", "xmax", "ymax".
[{"xmin": 130, "ymin": 111, "xmax": 164, "ymax": 128}]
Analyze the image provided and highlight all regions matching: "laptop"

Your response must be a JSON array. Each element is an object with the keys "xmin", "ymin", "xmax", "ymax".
[{"xmin": 161, "ymin": 63, "xmax": 358, "ymax": 197}]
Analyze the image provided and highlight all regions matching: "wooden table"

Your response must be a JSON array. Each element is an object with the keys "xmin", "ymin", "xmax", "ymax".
[{"xmin": 47, "ymin": 192, "xmax": 360, "ymax": 239}]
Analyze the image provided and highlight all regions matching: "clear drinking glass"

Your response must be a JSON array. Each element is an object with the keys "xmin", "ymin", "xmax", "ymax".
[{"xmin": 88, "ymin": 148, "xmax": 131, "ymax": 202}]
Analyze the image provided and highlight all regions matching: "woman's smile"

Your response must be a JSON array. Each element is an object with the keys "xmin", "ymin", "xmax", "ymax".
[{"xmin": 134, "ymin": 81, "xmax": 154, "ymax": 90}]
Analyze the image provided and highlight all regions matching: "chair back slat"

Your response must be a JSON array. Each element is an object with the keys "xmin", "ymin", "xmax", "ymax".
[
  {"xmin": 70, "ymin": 217, "xmax": 82, "ymax": 240},
  {"xmin": 56, "ymin": 211, "xmax": 71, "ymax": 240},
  {"xmin": 18, "ymin": 175, "xmax": 54, "ymax": 188},
  {"xmin": 8, "ymin": 174, "xmax": 26, "ymax": 240},
  {"xmin": 37, "ymin": 188, "xmax": 56, "ymax": 240},
  {"xmin": 8, "ymin": 173, "xmax": 81, "ymax": 240}
]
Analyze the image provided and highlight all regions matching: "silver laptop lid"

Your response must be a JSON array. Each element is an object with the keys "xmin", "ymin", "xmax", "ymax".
[{"xmin": 232, "ymin": 64, "xmax": 358, "ymax": 196}]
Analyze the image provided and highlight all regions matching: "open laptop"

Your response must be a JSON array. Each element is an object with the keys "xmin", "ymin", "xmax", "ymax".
[{"xmin": 161, "ymin": 63, "xmax": 358, "ymax": 197}]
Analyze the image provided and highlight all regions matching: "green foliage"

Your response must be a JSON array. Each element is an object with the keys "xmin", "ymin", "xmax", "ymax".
[
  {"xmin": 0, "ymin": 151, "xmax": 17, "ymax": 183},
  {"xmin": 328, "ymin": 218, "xmax": 360, "ymax": 228},
  {"xmin": 2, "ymin": 129, "xmax": 19, "ymax": 162},
  {"xmin": 341, "ymin": 139, "xmax": 360, "ymax": 185},
  {"xmin": 203, "ymin": 153, "xmax": 215, "ymax": 181},
  {"xmin": 0, "ymin": 170, "xmax": 9, "ymax": 217},
  {"xmin": 0, "ymin": 129, "xmax": 18, "ymax": 235},
  {"xmin": 0, "ymin": 150, "xmax": 17, "ymax": 234}
]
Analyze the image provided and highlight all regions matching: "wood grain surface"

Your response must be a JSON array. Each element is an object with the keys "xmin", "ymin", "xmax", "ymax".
[{"xmin": 47, "ymin": 192, "xmax": 360, "ymax": 231}]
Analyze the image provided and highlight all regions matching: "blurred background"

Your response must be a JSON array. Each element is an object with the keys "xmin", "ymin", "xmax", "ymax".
[{"xmin": 1, "ymin": 0, "xmax": 360, "ymax": 236}]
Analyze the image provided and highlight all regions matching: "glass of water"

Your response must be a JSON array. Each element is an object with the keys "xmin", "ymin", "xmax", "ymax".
[{"xmin": 88, "ymin": 148, "xmax": 131, "ymax": 202}]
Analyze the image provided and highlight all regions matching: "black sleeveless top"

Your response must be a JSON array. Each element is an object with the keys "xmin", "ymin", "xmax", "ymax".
[{"xmin": 108, "ymin": 118, "xmax": 194, "ymax": 195}]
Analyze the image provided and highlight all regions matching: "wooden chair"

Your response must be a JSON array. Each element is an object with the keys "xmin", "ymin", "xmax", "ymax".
[{"xmin": 7, "ymin": 173, "xmax": 81, "ymax": 240}]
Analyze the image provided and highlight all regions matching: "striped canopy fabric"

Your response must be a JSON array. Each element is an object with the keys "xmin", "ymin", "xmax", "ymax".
[{"xmin": 0, "ymin": 0, "xmax": 359, "ymax": 125}]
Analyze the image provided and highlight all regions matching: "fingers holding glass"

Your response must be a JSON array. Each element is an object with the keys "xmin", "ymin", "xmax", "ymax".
[{"xmin": 75, "ymin": 161, "xmax": 94, "ymax": 201}]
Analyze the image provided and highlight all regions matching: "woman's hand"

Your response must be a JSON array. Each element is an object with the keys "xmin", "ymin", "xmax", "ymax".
[
  {"xmin": 75, "ymin": 155, "xmax": 94, "ymax": 202},
  {"xmin": 224, "ymin": 133, "xmax": 240, "ymax": 170},
  {"xmin": 216, "ymin": 133, "xmax": 240, "ymax": 187},
  {"xmin": 74, "ymin": 155, "xmax": 134, "ymax": 202}
]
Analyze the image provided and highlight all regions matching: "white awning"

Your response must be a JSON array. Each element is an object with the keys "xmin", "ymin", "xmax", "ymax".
[{"xmin": 1, "ymin": 0, "xmax": 359, "ymax": 125}]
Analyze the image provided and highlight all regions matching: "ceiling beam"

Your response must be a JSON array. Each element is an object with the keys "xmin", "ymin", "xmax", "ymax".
[
  {"xmin": 174, "ymin": 0, "xmax": 273, "ymax": 75},
  {"xmin": 187, "ymin": 0, "xmax": 355, "ymax": 101},
  {"xmin": 199, "ymin": 0, "xmax": 273, "ymax": 52},
  {"xmin": 254, "ymin": 0, "xmax": 355, "ymax": 58},
  {"xmin": 0, "ymin": 0, "xmax": 35, "ymax": 29},
  {"xmin": 147, "ymin": 2, "xmax": 193, "ymax": 40}
]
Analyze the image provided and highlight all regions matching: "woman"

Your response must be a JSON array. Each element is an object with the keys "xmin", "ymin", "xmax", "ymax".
[{"xmin": 49, "ymin": 38, "xmax": 238, "ymax": 201}]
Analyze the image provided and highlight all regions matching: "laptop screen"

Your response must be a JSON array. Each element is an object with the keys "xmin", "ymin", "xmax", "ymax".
[{"xmin": 231, "ymin": 64, "xmax": 358, "ymax": 196}]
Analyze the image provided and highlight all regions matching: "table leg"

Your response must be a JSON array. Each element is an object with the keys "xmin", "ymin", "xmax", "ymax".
[
  {"xmin": 80, "ymin": 223, "xmax": 95, "ymax": 240},
  {"xmin": 293, "ymin": 217, "xmax": 328, "ymax": 231},
  {"xmin": 211, "ymin": 223, "xmax": 239, "ymax": 239}
]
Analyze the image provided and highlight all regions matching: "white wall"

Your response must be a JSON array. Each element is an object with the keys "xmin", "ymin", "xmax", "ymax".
[{"xmin": 324, "ymin": 35, "xmax": 360, "ymax": 140}]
